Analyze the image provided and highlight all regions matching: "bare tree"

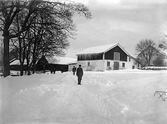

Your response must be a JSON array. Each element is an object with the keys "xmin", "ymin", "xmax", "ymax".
[
  {"xmin": 159, "ymin": 41, "xmax": 167, "ymax": 50},
  {"xmin": 159, "ymin": 33, "xmax": 167, "ymax": 50},
  {"xmin": 153, "ymin": 55, "xmax": 166, "ymax": 66},
  {"xmin": 135, "ymin": 39, "xmax": 159, "ymax": 66},
  {"xmin": 156, "ymin": 35, "xmax": 167, "ymax": 66},
  {"xmin": 0, "ymin": 0, "xmax": 42, "ymax": 77},
  {"xmin": 0, "ymin": 0, "xmax": 91, "ymax": 77}
]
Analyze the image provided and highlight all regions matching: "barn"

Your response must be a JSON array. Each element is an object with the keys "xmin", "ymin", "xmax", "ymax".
[
  {"xmin": 76, "ymin": 43, "xmax": 140, "ymax": 71},
  {"xmin": 47, "ymin": 57, "xmax": 77, "ymax": 72}
]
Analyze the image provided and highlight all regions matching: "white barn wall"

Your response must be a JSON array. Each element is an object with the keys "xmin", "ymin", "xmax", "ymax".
[
  {"xmin": 104, "ymin": 60, "xmax": 127, "ymax": 70},
  {"xmin": 104, "ymin": 60, "xmax": 114, "ymax": 70},
  {"xmin": 77, "ymin": 60, "xmax": 104, "ymax": 71},
  {"xmin": 77, "ymin": 59, "xmax": 140, "ymax": 71},
  {"xmin": 77, "ymin": 59, "xmax": 138, "ymax": 71},
  {"xmin": 124, "ymin": 61, "xmax": 133, "ymax": 69},
  {"xmin": 104, "ymin": 59, "xmax": 138, "ymax": 70},
  {"xmin": 68, "ymin": 63, "xmax": 77, "ymax": 71},
  {"xmin": 124, "ymin": 56, "xmax": 132, "ymax": 69},
  {"xmin": 103, "ymin": 57, "xmax": 138, "ymax": 70},
  {"xmin": 124, "ymin": 58, "xmax": 139, "ymax": 69}
]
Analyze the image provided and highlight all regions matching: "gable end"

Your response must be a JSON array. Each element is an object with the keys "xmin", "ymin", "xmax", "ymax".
[{"xmin": 104, "ymin": 46, "xmax": 128, "ymax": 61}]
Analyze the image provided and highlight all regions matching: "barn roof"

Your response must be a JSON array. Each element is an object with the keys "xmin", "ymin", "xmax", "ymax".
[
  {"xmin": 76, "ymin": 43, "xmax": 130, "ymax": 55},
  {"xmin": 10, "ymin": 60, "xmax": 27, "ymax": 65},
  {"xmin": 47, "ymin": 57, "xmax": 77, "ymax": 65}
]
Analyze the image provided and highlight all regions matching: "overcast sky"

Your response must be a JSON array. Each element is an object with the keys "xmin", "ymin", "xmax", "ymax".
[{"xmin": 64, "ymin": 0, "xmax": 167, "ymax": 58}]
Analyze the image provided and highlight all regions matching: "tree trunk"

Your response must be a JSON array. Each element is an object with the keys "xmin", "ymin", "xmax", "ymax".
[
  {"xmin": 31, "ymin": 58, "xmax": 37, "ymax": 74},
  {"xmin": 26, "ymin": 40, "xmax": 31, "ymax": 75},
  {"xmin": 26, "ymin": 58, "xmax": 31, "ymax": 75},
  {"xmin": 32, "ymin": 42, "xmax": 37, "ymax": 74},
  {"xmin": 32, "ymin": 64, "xmax": 36, "ymax": 74},
  {"xmin": 3, "ymin": 35, "xmax": 10, "ymax": 77},
  {"xmin": 26, "ymin": 57, "xmax": 31, "ymax": 75},
  {"xmin": 27, "ymin": 66, "xmax": 31, "ymax": 75},
  {"xmin": 43, "ymin": 65, "xmax": 45, "ymax": 73},
  {"xmin": 20, "ymin": 62, "xmax": 24, "ymax": 76}
]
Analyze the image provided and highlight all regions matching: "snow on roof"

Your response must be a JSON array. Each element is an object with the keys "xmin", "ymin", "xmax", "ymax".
[
  {"xmin": 10, "ymin": 57, "xmax": 77, "ymax": 66},
  {"xmin": 10, "ymin": 60, "xmax": 20, "ymax": 65},
  {"xmin": 57, "ymin": 57, "xmax": 77, "ymax": 64},
  {"xmin": 48, "ymin": 57, "xmax": 77, "ymax": 65},
  {"xmin": 160, "ymin": 50, "xmax": 167, "ymax": 57},
  {"xmin": 10, "ymin": 60, "xmax": 27, "ymax": 65},
  {"xmin": 76, "ymin": 43, "xmax": 118, "ymax": 55},
  {"xmin": 76, "ymin": 43, "xmax": 130, "ymax": 55}
]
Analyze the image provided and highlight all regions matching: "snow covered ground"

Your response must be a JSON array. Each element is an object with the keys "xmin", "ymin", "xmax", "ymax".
[{"xmin": 0, "ymin": 69, "xmax": 167, "ymax": 124}]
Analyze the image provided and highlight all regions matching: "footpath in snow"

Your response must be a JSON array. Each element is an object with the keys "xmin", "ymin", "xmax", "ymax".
[{"xmin": 0, "ymin": 70, "xmax": 167, "ymax": 124}]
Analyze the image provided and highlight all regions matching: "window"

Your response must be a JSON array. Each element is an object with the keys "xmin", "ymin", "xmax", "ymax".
[
  {"xmin": 122, "ymin": 63, "xmax": 125, "ymax": 67},
  {"xmin": 88, "ymin": 62, "xmax": 90, "ymax": 66},
  {"xmin": 132, "ymin": 66, "xmax": 135, "ymax": 69},
  {"xmin": 107, "ymin": 61, "xmax": 110, "ymax": 66},
  {"xmin": 114, "ymin": 52, "xmax": 120, "ymax": 60},
  {"xmin": 129, "ymin": 57, "xmax": 131, "ymax": 62}
]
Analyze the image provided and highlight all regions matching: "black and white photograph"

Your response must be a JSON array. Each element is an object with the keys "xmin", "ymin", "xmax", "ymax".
[{"xmin": 0, "ymin": 0, "xmax": 167, "ymax": 124}]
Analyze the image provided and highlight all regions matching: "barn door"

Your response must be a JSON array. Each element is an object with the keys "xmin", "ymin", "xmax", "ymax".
[{"xmin": 114, "ymin": 62, "xmax": 119, "ymax": 70}]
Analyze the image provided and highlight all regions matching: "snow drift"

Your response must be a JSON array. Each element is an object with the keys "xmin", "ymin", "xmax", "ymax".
[{"xmin": 0, "ymin": 70, "xmax": 167, "ymax": 124}]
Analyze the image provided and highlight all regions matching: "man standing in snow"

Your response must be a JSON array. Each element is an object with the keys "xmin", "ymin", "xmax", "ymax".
[
  {"xmin": 76, "ymin": 65, "xmax": 83, "ymax": 85},
  {"xmin": 72, "ymin": 66, "xmax": 76, "ymax": 75}
]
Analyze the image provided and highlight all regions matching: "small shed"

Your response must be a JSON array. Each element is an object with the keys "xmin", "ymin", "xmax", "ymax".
[
  {"xmin": 47, "ymin": 57, "xmax": 77, "ymax": 72},
  {"xmin": 10, "ymin": 59, "xmax": 27, "ymax": 71},
  {"xmin": 76, "ymin": 43, "xmax": 140, "ymax": 71}
]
